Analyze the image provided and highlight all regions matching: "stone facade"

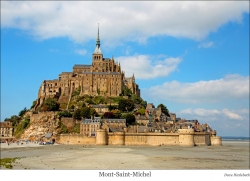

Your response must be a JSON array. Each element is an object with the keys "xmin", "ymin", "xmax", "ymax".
[
  {"xmin": 80, "ymin": 117, "xmax": 101, "ymax": 136},
  {"xmin": 0, "ymin": 121, "xmax": 13, "ymax": 138},
  {"xmin": 91, "ymin": 105, "xmax": 109, "ymax": 114},
  {"xmin": 35, "ymin": 27, "xmax": 140, "ymax": 110}
]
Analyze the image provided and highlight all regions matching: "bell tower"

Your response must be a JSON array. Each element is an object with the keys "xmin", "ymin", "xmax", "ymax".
[
  {"xmin": 92, "ymin": 23, "xmax": 103, "ymax": 62},
  {"xmin": 92, "ymin": 24, "xmax": 103, "ymax": 72}
]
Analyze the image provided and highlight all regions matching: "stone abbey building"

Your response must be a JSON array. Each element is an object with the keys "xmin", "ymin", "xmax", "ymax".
[{"xmin": 35, "ymin": 27, "xmax": 140, "ymax": 109}]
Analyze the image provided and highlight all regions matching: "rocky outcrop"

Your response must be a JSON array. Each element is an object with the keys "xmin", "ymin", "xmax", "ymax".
[{"xmin": 20, "ymin": 111, "xmax": 61, "ymax": 140}]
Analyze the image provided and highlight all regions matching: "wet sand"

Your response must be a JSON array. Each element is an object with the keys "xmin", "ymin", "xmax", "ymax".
[{"xmin": 1, "ymin": 141, "xmax": 249, "ymax": 169}]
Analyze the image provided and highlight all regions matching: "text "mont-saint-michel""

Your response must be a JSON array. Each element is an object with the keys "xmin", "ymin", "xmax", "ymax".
[{"xmin": 99, "ymin": 171, "xmax": 151, "ymax": 177}]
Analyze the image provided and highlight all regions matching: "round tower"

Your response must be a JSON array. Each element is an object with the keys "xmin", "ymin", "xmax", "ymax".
[
  {"xmin": 178, "ymin": 129, "xmax": 195, "ymax": 146},
  {"xmin": 210, "ymin": 136, "xmax": 222, "ymax": 146},
  {"xmin": 96, "ymin": 129, "xmax": 108, "ymax": 145}
]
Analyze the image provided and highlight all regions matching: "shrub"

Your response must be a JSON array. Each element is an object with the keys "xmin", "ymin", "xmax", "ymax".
[
  {"xmin": 14, "ymin": 119, "xmax": 30, "ymax": 138},
  {"xmin": 120, "ymin": 113, "xmax": 135, "ymax": 126},
  {"xmin": 73, "ymin": 109, "xmax": 82, "ymax": 120},
  {"xmin": 71, "ymin": 123, "xmax": 80, "ymax": 134},
  {"xmin": 44, "ymin": 98, "xmax": 59, "ymax": 111},
  {"xmin": 58, "ymin": 111, "xmax": 72, "ymax": 118},
  {"xmin": 18, "ymin": 107, "xmax": 28, "ymax": 117},
  {"xmin": 118, "ymin": 99, "xmax": 134, "ymax": 112},
  {"xmin": 71, "ymin": 86, "xmax": 81, "ymax": 97},
  {"xmin": 103, "ymin": 112, "xmax": 114, "ymax": 118},
  {"xmin": 58, "ymin": 120, "xmax": 68, "ymax": 134}
]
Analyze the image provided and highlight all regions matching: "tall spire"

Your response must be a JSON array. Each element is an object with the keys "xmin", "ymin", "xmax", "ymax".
[
  {"xmin": 96, "ymin": 23, "xmax": 100, "ymax": 47},
  {"xmin": 94, "ymin": 23, "xmax": 102, "ymax": 54}
]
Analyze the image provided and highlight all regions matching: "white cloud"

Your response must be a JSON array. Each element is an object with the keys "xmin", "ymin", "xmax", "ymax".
[
  {"xmin": 145, "ymin": 74, "xmax": 249, "ymax": 104},
  {"xmin": 198, "ymin": 41, "xmax": 213, "ymax": 48},
  {"xmin": 1, "ymin": 1, "xmax": 249, "ymax": 43},
  {"xmin": 180, "ymin": 108, "xmax": 244, "ymax": 120},
  {"xmin": 178, "ymin": 107, "xmax": 249, "ymax": 136},
  {"xmin": 222, "ymin": 109, "xmax": 243, "ymax": 120},
  {"xmin": 117, "ymin": 55, "xmax": 181, "ymax": 79},
  {"xmin": 75, "ymin": 49, "xmax": 87, "ymax": 56}
]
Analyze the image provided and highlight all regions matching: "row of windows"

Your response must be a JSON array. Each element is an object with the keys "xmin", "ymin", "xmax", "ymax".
[
  {"xmin": 94, "ymin": 56, "xmax": 102, "ymax": 60},
  {"xmin": 46, "ymin": 83, "xmax": 58, "ymax": 87}
]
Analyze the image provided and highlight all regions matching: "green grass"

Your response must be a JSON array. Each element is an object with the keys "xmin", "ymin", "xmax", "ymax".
[{"xmin": 0, "ymin": 157, "xmax": 22, "ymax": 169}]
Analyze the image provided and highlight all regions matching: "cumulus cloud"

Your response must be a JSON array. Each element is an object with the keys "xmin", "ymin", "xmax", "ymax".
[
  {"xmin": 179, "ymin": 108, "xmax": 245, "ymax": 120},
  {"xmin": 1, "ymin": 1, "xmax": 249, "ymax": 43},
  {"xmin": 75, "ymin": 49, "xmax": 87, "ymax": 56},
  {"xmin": 198, "ymin": 41, "xmax": 213, "ymax": 48},
  {"xmin": 221, "ymin": 109, "xmax": 244, "ymax": 120},
  {"xmin": 178, "ymin": 107, "xmax": 249, "ymax": 136},
  {"xmin": 145, "ymin": 74, "xmax": 249, "ymax": 103},
  {"xmin": 117, "ymin": 55, "xmax": 181, "ymax": 79}
]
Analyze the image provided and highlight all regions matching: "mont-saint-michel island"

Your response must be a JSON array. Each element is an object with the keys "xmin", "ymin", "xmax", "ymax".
[
  {"xmin": 1, "ymin": 27, "xmax": 222, "ymax": 148},
  {"xmin": 1, "ymin": 1, "xmax": 249, "ymax": 173}
]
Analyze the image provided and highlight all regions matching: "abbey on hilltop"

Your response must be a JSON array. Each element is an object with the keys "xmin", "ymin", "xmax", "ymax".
[{"xmin": 35, "ymin": 26, "xmax": 140, "ymax": 109}]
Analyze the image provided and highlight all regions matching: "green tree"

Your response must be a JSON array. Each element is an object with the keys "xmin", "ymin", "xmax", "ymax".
[
  {"xmin": 157, "ymin": 103, "xmax": 170, "ymax": 117},
  {"xmin": 86, "ymin": 98, "xmax": 94, "ymax": 104},
  {"xmin": 140, "ymin": 100, "xmax": 147, "ymax": 108},
  {"xmin": 58, "ymin": 110, "xmax": 72, "ymax": 118},
  {"xmin": 44, "ymin": 98, "xmax": 59, "ymax": 111},
  {"xmin": 81, "ymin": 107, "xmax": 91, "ymax": 118},
  {"xmin": 137, "ymin": 107, "xmax": 145, "ymax": 115},
  {"xmin": 118, "ymin": 99, "xmax": 135, "ymax": 112},
  {"xmin": 121, "ymin": 113, "xmax": 136, "ymax": 126},
  {"xmin": 90, "ymin": 108, "xmax": 97, "ymax": 117},
  {"xmin": 5, "ymin": 115, "xmax": 21, "ymax": 127},
  {"xmin": 131, "ymin": 94, "xmax": 142, "ymax": 104},
  {"xmin": 73, "ymin": 109, "xmax": 82, "ymax": 120},
  {"xmin": 18, "ymin": 107, "xmax": 27, "ymax": 117},
  {"xmin": 122, "ymin": 87, "xmax": 132, "ymax": 96},
  {"xmin": 77, "ymin": 102, "xmax": 86, "ymax": 108}
]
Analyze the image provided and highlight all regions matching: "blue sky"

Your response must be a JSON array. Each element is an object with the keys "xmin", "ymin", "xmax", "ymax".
[{"xmin": 1, "ymin": 1, "xmax": 249, "ymax": 137}]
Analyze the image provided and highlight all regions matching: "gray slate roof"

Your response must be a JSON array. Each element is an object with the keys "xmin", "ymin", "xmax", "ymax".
[
  {"xmin": 92, "ymin": 105, "xmax": 108, "ymax": 108},
  {"xmin": 103, "ymin": 119, "xmax": 126, "ymax": 123},
  {"xmin": 82, "ymin": 117, "xmax": 101, "ymax": 124}
]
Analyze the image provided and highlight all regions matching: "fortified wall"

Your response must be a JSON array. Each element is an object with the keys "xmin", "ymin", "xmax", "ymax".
[{"xmin": 56, "ymin": 129, "xmax": 222, "ymax": 146}]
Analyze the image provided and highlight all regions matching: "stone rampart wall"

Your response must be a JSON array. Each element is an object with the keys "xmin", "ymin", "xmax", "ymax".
[
  {"xmin": 125, "ymin": 133, "xmax": 179, "ymax": 146},
  {"xmin": 56, "ymin": 134, "xmax": 96, "ymax": 145},
  {"xmin": 108, "ymin": 132, "xmax": 125, "ymax": 145},
  {"xmin": 61, "ymin": 117, "xmax": 76, "ymax": 128},
  {"xmin": 56, "ymin": 130, "xmax": 220, "ymax": 147},
  {"xmin": 194, "ymin": 132, "xmax": 211, "ymax": 146}
]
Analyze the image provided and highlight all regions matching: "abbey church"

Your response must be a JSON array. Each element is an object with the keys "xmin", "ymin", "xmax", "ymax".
[{"xmin": 36, "ymin": 27, "xmax": 140, "ymax": 108}]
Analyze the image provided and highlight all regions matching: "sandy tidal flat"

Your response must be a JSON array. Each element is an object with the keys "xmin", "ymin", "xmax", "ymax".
[{"xmin": 1, "ymin": 141, "xmax": 249, "ymax": 169}]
